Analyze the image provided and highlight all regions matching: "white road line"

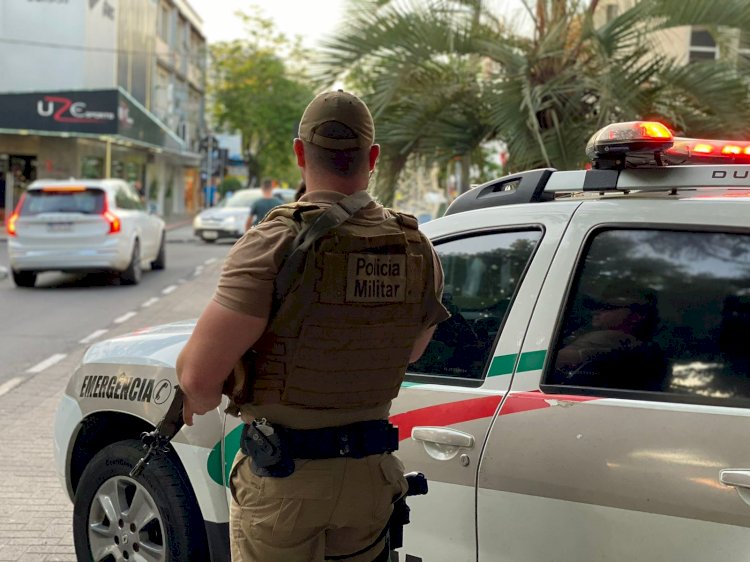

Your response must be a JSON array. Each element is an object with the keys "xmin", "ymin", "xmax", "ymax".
[
  {"xmin": 204, "ymin": 258, "xmax": 217, "ymax": 264},
  {"xmin": 194, "ymin": 266, "xmax": 204, "ymax": 276},
  {"xmin": 162, "ymin": 285, "xmax": 177, "ymax": 295},
  {"xmin": 142, "ymin": 297, "xmax": 159, "ymax": 308},
  {"xmin": 26, "ymin": 353, "xmax": 67, "ymax": 374},
  {"xmin": 114, "ymin": 311, "xmax": 137, "ymax": 324},
  {"xmin": 79, "ymin": 329, "xmax": 108, "ymax": 344},
  {"xmin": 0, "ymin": 377, "xmax": 23, "ymax": 397}
]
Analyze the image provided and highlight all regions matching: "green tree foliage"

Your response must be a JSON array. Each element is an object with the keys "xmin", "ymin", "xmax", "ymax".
[
  {"xmin": 316, "ymin": 0, "xmax": 750, "ymax": 204},
  {"xmin": 210, "ymin": 12, "xmax": 314, "ymax": 186}
]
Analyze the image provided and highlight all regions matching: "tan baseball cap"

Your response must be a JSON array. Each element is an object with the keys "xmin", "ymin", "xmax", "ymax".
[{"xmin": 298, "ymin": 90, "xmax": 374, "ymax": 150}]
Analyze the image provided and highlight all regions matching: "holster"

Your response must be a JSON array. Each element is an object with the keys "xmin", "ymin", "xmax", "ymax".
[
  {"xmin": 239, "ymin": 421, "xmax": 295, "ymax": 478},
  {"xmin": 222, "ymin": 349, "xmax": 257, "ymax": 418}
]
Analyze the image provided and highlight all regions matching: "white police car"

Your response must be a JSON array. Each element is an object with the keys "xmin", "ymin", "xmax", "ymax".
[{"xmin": 54, "ymin": 122, "xmax": 750, "ymax": 561}]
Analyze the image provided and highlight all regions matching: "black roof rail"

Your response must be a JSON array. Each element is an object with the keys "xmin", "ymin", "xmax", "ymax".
[{"xmin": 444, "ymin": 168, "xmax": 556, "ymax": 216}]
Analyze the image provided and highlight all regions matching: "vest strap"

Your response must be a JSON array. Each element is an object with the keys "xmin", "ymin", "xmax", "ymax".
[{"xmin": 275, "ymin": 190, "xmax": 374, "ymax": 302}]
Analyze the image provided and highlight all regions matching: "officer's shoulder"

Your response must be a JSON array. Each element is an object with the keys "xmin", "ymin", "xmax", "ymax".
[
  {"xmin": 385, "ymin": 208, "xmax": 420, "ymax": 230},
  {"xmin": 265, "ymin": 202, "xmax": 321, "ymax": 223}
]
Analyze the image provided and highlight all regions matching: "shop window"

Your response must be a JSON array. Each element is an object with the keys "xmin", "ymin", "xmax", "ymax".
[
  {"xmin": 545, "ymin": 229, "xmax": 750, "ymax": 407},
  {"xmin": 81, "ymin": 157, "xmax": 103, "ymax": 179},
  {"xmin": 410, "ymin": 229, "xmax": 542, "ymax": 381}
]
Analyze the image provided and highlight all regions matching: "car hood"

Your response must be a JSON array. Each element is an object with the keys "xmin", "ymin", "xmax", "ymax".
[
  {"xmin": 197, "ymin": 207, "xmax": 248, "ymax": 221},
  {"xmin": 82, "ymin": 319, "xmax": 197, "ymax": 368}
]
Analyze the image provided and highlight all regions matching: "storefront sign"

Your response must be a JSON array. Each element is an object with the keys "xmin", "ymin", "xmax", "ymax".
[{"xmin": 0, "ymin": 90, "xmax": 118, "ymax": 134}]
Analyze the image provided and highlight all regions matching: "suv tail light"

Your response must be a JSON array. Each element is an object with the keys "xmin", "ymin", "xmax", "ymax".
[
  {"xmin": 5, "ymin": 195, "xmax": 25, "ymax": 237},
  {"xmin": 102, "ymin": 198, "xmax": 121, "ymax": 234}
]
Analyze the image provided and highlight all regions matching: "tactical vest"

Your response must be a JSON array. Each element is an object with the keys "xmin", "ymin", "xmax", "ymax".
[{"xmin": 235, "ymin": 203, "xmax": 434, "ymax": 411}]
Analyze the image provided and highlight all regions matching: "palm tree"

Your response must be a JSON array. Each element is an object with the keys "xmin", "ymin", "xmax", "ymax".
[{"xmin": 315, "ymin": 0, "xmax": 750, "ymax": 205}]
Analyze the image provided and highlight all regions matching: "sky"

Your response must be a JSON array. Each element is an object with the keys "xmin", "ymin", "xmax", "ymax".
[
  {"xmin": 187, "ymin": 0, "xmax": 527, "ymax": 46},
  {"xmin": 187, "ymin": 0, "xmax": 348, "ymax": 46}
]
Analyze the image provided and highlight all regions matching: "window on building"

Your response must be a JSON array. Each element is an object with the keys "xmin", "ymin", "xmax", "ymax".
[
  {"xmin": 605, "ymin": 4, "xmax": 619, "ymax": 23},
  {"xmin": 409, "ymin": 229, "xmax": 542, "ymax": 382},
  {"xmin": 159, "ymin": 2, "xmax": 170, "ymax": 42},
  {"xmin": 689, "ymin": 27, "xmax": 718, "ymax": 63},
  {"xmin": 739, "ymin": 30, "xmax": 750, "ymax": 71},
  {"xmin": 544, "ymin": 228, "xmax": 750, "ymax": 407}
]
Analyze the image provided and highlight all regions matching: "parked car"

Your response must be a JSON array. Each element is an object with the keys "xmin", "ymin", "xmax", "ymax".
[
  {"xmin": 54, "ymin": 122, "xmax": 750, "ymax": 561},
  {"xmin": 6, "ymin": 179, "xmax": 165, "ymax": 287},
  {"xmin": 193, "ymin": 187, "xmax": 297, "ymax": 243}
]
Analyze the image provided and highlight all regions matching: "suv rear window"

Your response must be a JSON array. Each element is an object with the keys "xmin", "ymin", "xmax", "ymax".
[
  {"xmin": 545, "ymin": 228, "xmax": 750, "ymax": 406},
  {"xmin": 20, "ymin": 188, "xmax": 105, "ymax": 215}
]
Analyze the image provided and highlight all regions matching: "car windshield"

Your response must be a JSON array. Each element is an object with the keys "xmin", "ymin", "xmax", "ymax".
[
  {"xmin": 20, "ymin": 188, "xmax": 105, "ymax": 215},
  {"xmin": 219, "ymin": 191, "xmax": 261, "ymax": 208}
]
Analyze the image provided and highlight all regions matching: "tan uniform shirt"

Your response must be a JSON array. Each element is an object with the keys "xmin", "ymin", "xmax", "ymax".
[{"xmin": 214, "ymin": 190, "xmax": 450, "ymax": 428}]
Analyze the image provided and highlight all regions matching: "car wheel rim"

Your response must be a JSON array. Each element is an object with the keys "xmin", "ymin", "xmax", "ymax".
[
  {"xmin": 87, "ymin": 476, "xmax": 166, "ymax": 562},
  {"xmin": 133, "ymin": 245, "xmax": 142, "ymax": 281}
]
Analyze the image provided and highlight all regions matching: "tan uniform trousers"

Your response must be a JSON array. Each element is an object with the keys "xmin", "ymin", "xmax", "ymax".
[{"xmin": 229, "ymin": 451, "xmax": 408, "ymax": 562}]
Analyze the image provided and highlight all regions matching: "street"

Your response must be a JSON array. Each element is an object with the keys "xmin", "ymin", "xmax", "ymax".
[{"xmin": 0, "ymin": 227, "xmax": 231, "ymax": 561}]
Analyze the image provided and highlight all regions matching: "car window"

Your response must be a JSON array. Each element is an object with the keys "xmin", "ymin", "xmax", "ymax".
[
  {"xmin": 20, "ymin": 188, "xmax": 105, "ymax": 215},
  {"xmin": 125, "ymin": 185, "xmax": 145, "ymax": 210},
  {"xmin": 115, "ymin": 187, "xmax": 134, "ymax": 210},
  {"xmin": 410, "ymin": 230, "xmax": 542, "ymax": 381},
  {"xmin": 544, "ymin": 228, "xmax": 750, "ymax": 406},
  {"xmin": 224, "ymin": 190, "xmax": 261, "ymax": 208}
]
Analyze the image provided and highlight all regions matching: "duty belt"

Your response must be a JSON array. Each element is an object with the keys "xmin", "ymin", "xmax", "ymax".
[
  {"xmin": 240, "ymin": 419, "xmax": 399, "ymax": 477},
  {"xmin": 286, "ymin": 419, "xmax": 398, "ymax": 459}
]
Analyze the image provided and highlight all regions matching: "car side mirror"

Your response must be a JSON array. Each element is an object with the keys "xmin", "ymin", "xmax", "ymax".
[{"xmin": 148, "ymin": 202, "xmax": 159, "ymax": 215}]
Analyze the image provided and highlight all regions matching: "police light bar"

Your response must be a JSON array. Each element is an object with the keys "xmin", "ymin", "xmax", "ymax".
[
  {"xmin": 586, "ymin": 121, "xmax": 674, "ymax": 167},
  {"xmin": 666, "ymin": 138, "xmax": 750, "ymax": 164}
]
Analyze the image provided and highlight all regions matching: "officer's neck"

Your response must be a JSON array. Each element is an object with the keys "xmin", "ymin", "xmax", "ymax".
[{"xmin": 304, "ymin": 172, "xmax": 369, "ymax": 196}]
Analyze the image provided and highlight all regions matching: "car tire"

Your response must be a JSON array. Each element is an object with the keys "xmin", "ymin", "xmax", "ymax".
[
  {"xmin": 12, "ymin": 270, "xmax": 36, "ymax": 288},
  {"xmin": 201, "ymin": 236, "xmax": 216, "ymax": 244},
  {"xmin": 73, "ymin": 439, "xmax": 208, "ymax": 562},
  {"xmin": 120, "ymin": 240, "xmax": 142, "ymax": 285},
  {"xmin": 151, "ymin": 233, "xmax": 166, "ymax": 270}
]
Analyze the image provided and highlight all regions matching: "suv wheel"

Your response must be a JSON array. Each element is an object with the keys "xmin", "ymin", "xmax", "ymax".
[
  {"xmin": 151, "ymin": 233, "xmax": 166, "ymax": 270},
  {"xmin": 12, "ymin": 270, "xmax": 36, "ymax": 288},
  {"xmin": 73, "ymin": 439, "xmax": 207, "ymax": 562},
  {"xmin": 120, "ymin": 241, "xmax": 142, "ymax": 285}
]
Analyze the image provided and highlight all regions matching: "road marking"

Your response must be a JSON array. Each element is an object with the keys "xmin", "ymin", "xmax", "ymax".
[
  {"xmin": 114, "ymin": 311, "xmax": 137, "ymax": 324},
  {"xmin": 204, "ymin": 258, "xmax": 217, "ymax": 264},
  {"xmin": 194, "ymin": 266, "xmax": 204, "ymax": 276},
  {"xmin": 26, "ymin": 353, "xmax": 67, "ymax": 374},
  {"xmin": 162, "ymin": 285, "xmax": 177, "ymax": 295},
  {"xmin": 0, "ymin": 377, "xmax": 23, "ymax": 397},
  {"xmin": 142, "ymin": 297, "xmax": 159, "ymax": 307},
  {"xmin": 79, "ymin": 329, "xmax": 108, "ymax": 344}
]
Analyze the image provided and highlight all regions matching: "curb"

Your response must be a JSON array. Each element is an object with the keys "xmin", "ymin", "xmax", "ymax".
[{"xmin": 165, "ymin": 217, "xmax": 195, "ymax": 231}]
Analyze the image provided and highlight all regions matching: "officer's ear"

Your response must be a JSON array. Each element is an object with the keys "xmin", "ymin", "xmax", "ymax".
[
  {"xmin": 368, "ymin": 144, "xmax": 380, "ymax": 172},
  {"xmin": 293, "ymin": 138, "xmax": 306, "ymax": 167}
]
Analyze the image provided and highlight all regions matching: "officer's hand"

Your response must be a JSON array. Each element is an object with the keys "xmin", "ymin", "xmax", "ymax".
[{"xmin": 183, "ymin": 397, "xmax": 196, "ymax": 426}]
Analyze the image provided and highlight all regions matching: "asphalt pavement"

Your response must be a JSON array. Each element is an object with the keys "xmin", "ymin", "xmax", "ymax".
[{"xmin": 0, "ymin": 220, "xmax": 228, "ymax": 561}]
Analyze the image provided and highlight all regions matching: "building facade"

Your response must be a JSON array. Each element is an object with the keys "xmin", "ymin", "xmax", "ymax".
[
  {"xmin": 0, "ymin": 0, "xmax": 207, "ymax": 221},
  {"xmin": 596, "ymin": 0, "xmax": 750, "ymax": 69}
]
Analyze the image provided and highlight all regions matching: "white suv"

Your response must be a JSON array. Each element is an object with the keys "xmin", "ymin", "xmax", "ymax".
[
  {"xmin": 53, "ymin": 123, "xmax": 750, "ymax": 561},
  {"xmin": 7, "ymin": 179, "xmax": 165, "ymax": 287}
]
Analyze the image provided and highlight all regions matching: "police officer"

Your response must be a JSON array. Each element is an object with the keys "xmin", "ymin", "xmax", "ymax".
[{"xmin": 176, "ymin": 90, "xmax": 449, "ymax": 562}]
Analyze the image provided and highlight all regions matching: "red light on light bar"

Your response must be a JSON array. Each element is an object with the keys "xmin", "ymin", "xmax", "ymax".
[
  {"xmin": 722, "ymin": 145, "xmax": 743, "ymax": 155},
  {"xmin": 693, "ymin": 143, "xmax": 715, "ymax": 154}
]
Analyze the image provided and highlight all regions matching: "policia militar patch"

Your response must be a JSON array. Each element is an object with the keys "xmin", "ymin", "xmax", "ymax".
[{"xmin": 346, "ymin": 253, "xmax": 407, "ymax": 302}]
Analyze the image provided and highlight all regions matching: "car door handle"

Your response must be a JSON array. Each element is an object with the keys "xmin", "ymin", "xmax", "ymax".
[
  {"xmin": 412, "ymin": 426, "xmax": 475, "ymax": 449},
  {"xmin": 720, "ymin": 469, "xmax": 750, "ymax": 489}
]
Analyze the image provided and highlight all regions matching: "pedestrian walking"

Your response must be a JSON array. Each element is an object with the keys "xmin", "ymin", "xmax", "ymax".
[
  {"xmin": 176, "ymin": 90, "xmax": 449, "ymax": 562},
  {"xmin": 245, "ymin": 178, "xmax": 284, "ymax": 231}
]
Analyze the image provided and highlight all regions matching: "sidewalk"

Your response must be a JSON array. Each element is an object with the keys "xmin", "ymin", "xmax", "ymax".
[{"xmin": 0, "ymin": 258, "xmax": 222, "ymax": 561}]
